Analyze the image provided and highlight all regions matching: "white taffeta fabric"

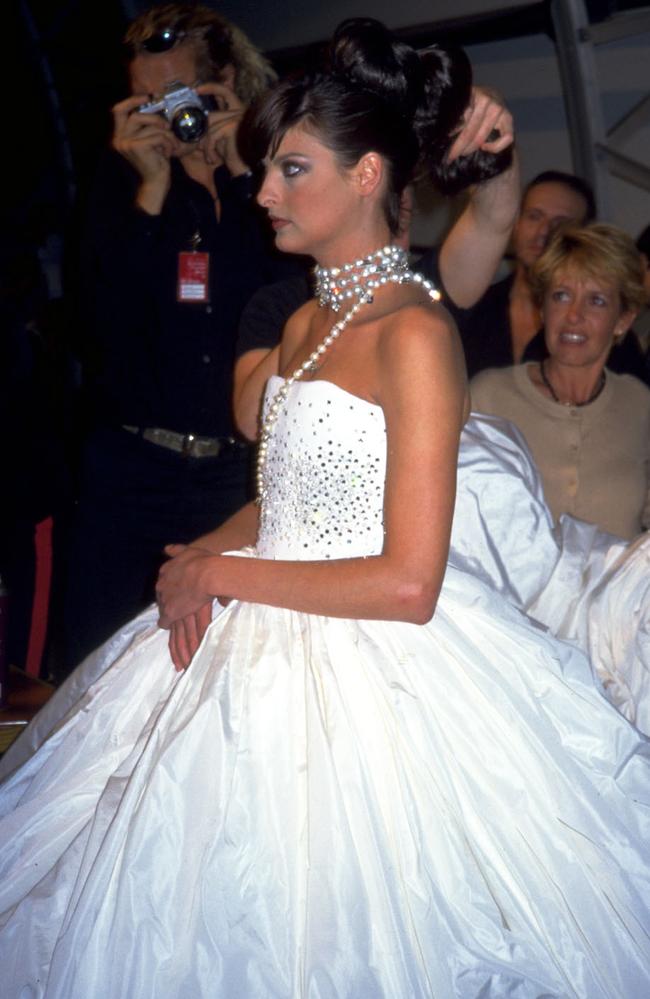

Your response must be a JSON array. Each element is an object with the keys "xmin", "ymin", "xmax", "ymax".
[{"xmin": 1, "ymin": 380, "xmax": 650, "ymax": 999}]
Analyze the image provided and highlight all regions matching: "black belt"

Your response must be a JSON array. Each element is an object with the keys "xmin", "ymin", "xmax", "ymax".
[{"xmin": 122, "ymin": 425, "xmax": 245, "ymax": 459}]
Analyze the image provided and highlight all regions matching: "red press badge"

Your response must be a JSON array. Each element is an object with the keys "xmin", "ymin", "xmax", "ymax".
[{"xmin": 177, "ymin": 252, "xmax": 210, "ymax": 303}]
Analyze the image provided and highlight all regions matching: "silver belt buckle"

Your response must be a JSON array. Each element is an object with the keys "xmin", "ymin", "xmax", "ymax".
[
  {"xmin": 182, "ymin": 432, "xmax": 197, "ymax": 457},
  {"xmin": 122, "ymin": 425, "xmax": 227, "ymax": 458},
  {"xmin": 182, "ymin": 433, "xmax": 223, "ymax": 458}
]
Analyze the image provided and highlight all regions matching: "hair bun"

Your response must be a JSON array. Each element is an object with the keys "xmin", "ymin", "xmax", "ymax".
[
  {"xmin": 240, "ymin": 16, "xmax": 513, "ymax": 234},
  {"xmin": 326, "ymin": 18, "xmax": 425, "ymax": 117},
  {"xmin": 325, "ymin": 19, "xmax": 512, "ymax": 195}
]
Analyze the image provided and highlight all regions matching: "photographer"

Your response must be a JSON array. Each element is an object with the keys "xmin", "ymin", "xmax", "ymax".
[{"xmin": 63, "ymin": 3, "xmax": 296, "ymax": 674}]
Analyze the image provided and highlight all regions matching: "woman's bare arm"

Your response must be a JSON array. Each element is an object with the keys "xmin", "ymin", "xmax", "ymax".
[
  {"xmin": 233, "ymin": 347, "xmax": 280, "ymax": 441},
  {"xmin": 439, "ymin": 88, "xmax": 519, "ymax": 308},
  {"xmin": 157, "ymin": 305, "xmax": 467, "ymax": 629},
  {"xmin": 234, "ymin": 302, "xmax": 314, "ymax": 440}
]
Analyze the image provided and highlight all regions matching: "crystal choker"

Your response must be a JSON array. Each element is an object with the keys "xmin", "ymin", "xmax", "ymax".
[{"xmin": 314, "ymin": 244, "xmax": 412, "ymax": 312}]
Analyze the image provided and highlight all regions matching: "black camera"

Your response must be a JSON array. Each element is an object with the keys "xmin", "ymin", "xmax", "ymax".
[{"xmin": 137, "ymin": 82, "xmax": 216, "ymax": 143}]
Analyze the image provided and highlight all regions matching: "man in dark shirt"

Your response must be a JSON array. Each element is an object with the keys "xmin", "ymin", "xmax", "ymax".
[{"xmin": 63, "ymin": 3, "xmax": 298, "ymax": 672}]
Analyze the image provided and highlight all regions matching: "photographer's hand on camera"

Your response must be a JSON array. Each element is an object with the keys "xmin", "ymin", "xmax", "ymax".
[
  {"xmin": 111, "ymin": 94, "xmax": 176, "ymax": 215},
  {"xmin": 197, "ymin": 82, "xmax": 248, "ymax": 177}
]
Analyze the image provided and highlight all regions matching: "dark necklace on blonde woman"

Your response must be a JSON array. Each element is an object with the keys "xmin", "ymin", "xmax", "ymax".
[{"xmin": 539, "ymin": 359, "xmax": 606, "ymax": 408}]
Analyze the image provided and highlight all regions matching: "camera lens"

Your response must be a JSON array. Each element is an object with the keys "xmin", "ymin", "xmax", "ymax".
[{"xmin": 171, "ymin": 106, "xmax": 207, "ymax": 143}]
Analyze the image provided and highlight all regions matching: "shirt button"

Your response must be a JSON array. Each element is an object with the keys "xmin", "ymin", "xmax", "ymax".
[{"xmin": 202, "ymin": 354, "xmax": 211, "ymax": 364}]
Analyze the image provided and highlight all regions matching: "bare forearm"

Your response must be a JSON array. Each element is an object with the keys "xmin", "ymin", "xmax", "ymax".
[
  {"xmin": 440, "ymin": 154, "xmax": 520, "ymax": 308},
  {"xmin": 475, "ymin": 151, "xmax": 520, "ymax": 227},
  {"xmin": 199, "ymin": 550, "xmax": 444, "ymax": 625}
]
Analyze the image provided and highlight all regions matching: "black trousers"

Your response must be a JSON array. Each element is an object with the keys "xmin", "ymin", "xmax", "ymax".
[{"xmin": 62, "ymin": 426, "xmax": 253, "ymax": 678}]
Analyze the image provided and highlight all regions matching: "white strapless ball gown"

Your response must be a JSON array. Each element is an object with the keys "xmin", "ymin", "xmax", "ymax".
[{"xmin": 1, "ymin": 378, "xmax": 650, "ymax": 998}]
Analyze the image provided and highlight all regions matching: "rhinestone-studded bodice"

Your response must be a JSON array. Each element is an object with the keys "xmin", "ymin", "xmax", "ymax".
[{"xmin": 256, "ymin": 377, "xmax": 386, "ymax": 560}]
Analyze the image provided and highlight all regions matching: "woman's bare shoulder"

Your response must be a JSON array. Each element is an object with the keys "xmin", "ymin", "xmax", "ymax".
[
  {"xmin": 371, "ymin": 297, "xmax": 469, "ymax": 424},
  {"xmin": 377, "ymin": 298, "xmax": 464, "ymax": 372}
]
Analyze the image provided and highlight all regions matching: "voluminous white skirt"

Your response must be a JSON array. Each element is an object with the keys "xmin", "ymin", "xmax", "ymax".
[{"xmin": 1, "ymin": 563, "xmax": 650, "ymax": 998}]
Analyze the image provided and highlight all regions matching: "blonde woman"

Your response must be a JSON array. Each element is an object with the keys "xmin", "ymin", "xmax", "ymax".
[{"xmin": 471, "ymin": 223, "xmax": 649, "ymax": 538}]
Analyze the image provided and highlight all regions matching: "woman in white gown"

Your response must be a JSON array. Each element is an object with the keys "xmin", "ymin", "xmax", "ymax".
[{"xmin": 1, "ymin": 18, "xmax": 650, "ymax": 999}]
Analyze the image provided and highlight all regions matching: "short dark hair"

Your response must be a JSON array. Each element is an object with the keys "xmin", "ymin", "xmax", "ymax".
[{"xmin": 523, "ymin": 170, "xmax": 596, "ymax": 223}]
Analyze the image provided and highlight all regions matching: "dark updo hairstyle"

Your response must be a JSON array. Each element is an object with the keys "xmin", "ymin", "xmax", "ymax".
[{"xmin": 240, "ymin": 18, "xmax": 512, "ymax": 234}]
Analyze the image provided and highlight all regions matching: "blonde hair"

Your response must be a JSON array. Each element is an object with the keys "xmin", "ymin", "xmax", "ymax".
[
  {"xmin": 529, "ymin": 222, "xmax": 646, "ymax": 315},
  {"xmin": 124, "ymin": 3, "xmax": 276, "ymax": 105}
]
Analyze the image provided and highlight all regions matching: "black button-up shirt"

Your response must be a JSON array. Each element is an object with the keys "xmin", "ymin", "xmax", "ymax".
[{"xmin": 79, "ymin": 151, "xmax": 299, "ymax": 436}]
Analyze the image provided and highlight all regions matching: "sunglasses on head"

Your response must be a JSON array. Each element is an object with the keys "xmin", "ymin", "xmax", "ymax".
[{"xmin": 141, "ymin": 27, "xmax": 186, "ymax": 53}]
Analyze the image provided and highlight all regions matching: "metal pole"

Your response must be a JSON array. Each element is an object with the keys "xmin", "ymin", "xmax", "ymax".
[{"xmin": 550, "ymin": 0, "xmax": 611, "ymax": 217}]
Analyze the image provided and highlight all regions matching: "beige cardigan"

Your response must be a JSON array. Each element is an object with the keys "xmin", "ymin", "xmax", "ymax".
[{"xmin": 470, "ymin": 364, "xmax": 650, "ymax": 539}]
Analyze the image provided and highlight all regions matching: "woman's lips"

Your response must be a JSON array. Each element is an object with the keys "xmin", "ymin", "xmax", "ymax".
[{"xmin": 270, "ymin": 217, "xmax": 290, "ymax": 231}]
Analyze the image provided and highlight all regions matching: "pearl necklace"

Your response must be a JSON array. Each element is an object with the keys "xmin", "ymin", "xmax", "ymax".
[
  {"xmin": 256, "ymin": 245, "xmax": 440, "ymax": 503},
  {"xmin": 539, "ymin": 359, "xmax": 606, "ymax": 407}
]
